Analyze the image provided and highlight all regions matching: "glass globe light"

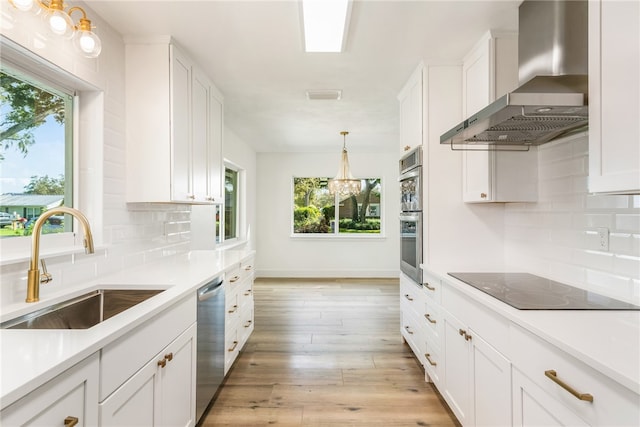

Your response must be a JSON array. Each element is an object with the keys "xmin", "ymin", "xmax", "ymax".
[{"xmin": 10, "ymin": 0, "xmax": 34, "ymax": 12}]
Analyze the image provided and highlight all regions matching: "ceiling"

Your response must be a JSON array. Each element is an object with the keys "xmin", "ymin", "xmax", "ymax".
[{"xmin": 89, "ymin": 0, "xmax": 520, "ymax": 153}]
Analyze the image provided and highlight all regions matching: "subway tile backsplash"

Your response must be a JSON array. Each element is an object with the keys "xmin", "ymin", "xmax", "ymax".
[{"xmin": 505, "ymin": 133, "xmax": 640, "ymax": 304}]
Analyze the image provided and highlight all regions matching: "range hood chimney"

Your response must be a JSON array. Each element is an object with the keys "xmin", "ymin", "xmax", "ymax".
[{"xmin": 440, "ymin": 0, "xmax": 588, "ymax": 147}]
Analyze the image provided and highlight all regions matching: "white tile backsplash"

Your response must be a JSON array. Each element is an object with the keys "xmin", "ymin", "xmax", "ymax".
[{"xmin": 505, "ymin": 134, "xmax": 640, "ymax": 304}]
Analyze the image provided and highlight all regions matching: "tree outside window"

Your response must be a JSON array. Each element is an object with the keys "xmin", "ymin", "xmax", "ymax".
[{"xmin": 293, "ymin": 177, "xmax": 382, "ymax": 235}]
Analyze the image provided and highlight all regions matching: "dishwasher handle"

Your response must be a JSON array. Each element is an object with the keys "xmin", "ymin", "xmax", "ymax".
[{"xmin": 198, "ymin": 277, "xmax": 224, "ymax": 301}]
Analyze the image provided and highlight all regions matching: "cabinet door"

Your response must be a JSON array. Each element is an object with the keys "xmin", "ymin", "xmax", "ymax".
[
  {"xmin": 441, "ymin": 312, "xmax": 472, "ymax": 425},
  {"xmin": 513, "ymin": 368, "xmax": 589, "ymax": 427},
  {"xmin": 158, "ymin": 323, "xmax": 197, "ymax": 427},
  {"xmin": 1, "ymin": 354, "xmax": 99, "ymax": 427},
  {"xmin": 398, "ymin": 64, "xmax": 423, "ymax": 154},
  {"xmin": 208, "ymin": 87, "xmax": 224, "ymax": 203},
  {"xmin": 100, "ymin": 353, "xmax": 160, "ymax": 426},
  {"xmin": 191, "ymin": 66, "xmax": 210, "ymax": 203},
  {"xmin": 170, "ymin": 45, "xmax": 192, "ymax": 202},
  {"xmin": 588, "ymin": 0, "xmax": 640, "ymax": 194},
  {"xmin": 471, "ymin": 329, "xmax": 511, "ymax": 427}
]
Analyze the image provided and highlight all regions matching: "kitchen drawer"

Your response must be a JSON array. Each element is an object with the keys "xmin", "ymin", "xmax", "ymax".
[
  {"xmin": 239, "ymin": 306, "xmax": 254, "ymax": 345},
  {"xmin": 442, "ymin": 280, "xmax": 508, "ymax": 354},
  {"xmin": 422, "ymin": 298, "xmax": 442, "ymax": 348},
  {"xmin": 238, "ymin": 276, "xmax": 254, "ymax": 310},
  {"xmin": 225, "ymin": 291, "xmax": 240, "ymax": 326},
  {"xmin": 422, "ymin": 268, "xmax": 442, "ymax": 304},
  {"xmin": 401, "ymin": 275, "xmax": 426, "ymax": 315},
  {"xmin": 423, "ymin": 339, "xmax": 442, "ymax": 387},
  {"xmin": 224, "ymin": 328, "xmax": 240, "ymax": 374},
  {"xmin": 401, "ymin": 306, "xmax": 427, "ymax": 367},
  {"xmin": 240, "ymin": 255, "xmax": 255, "ymax": 277},
  {"xmin": 510, "ymin": 324, "xmax": 640, "ymax": 426},
  {"xmin": 100, "ymin": 294, "xmax": 196, "ymax": 401}
]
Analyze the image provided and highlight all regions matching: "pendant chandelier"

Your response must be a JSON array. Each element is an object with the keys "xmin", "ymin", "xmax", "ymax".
[{"xmin": 328, "ymin": 131, "xmax": 361, "ymax": 196}]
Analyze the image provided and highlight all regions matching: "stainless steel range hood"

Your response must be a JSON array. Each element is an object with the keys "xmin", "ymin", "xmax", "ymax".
[{"xmin": 441, "ymin": 0, "xmax": 588, "ymax": 147}]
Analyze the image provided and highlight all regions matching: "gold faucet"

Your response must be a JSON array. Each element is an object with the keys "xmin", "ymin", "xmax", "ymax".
[{"xmin": 26, "ymin": 207, "xmax": 95, "ymax": 303}]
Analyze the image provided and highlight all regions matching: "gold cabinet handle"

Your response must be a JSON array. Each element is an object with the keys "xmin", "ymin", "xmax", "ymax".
[
  {"xmin": 424, "ymin": 283, "xmax": 436, "ymax": 291},
  {"xmin": 229, "ymin": 275, "xmax": 240, "ymax": 283},
  {"xmin": 244, "ymin": 265, "xmax": 252, "ymax": 271},
  {"xmin": 425, "ymin": 353, "xmax": 437, "ymax": 366},
  {"xmin": 228, "ymin": 341, "xmax": 238, "ymax": 352},
  {"xmin": 458, "ymin": 328, "xmax": 472, "ymax": 341},
  {"xmin": 480, "ymin": 192, "xmax": 487, "ymax": 199},
  {"xmin": 244, "ymin": 290, "xmax": 252, "ymax": 296},
  {"xmin": 544, "ymin": 370, "xmax": 594, "ymax": 402},
  {"xmin": 64, "ymin": 416, "xmax": 79, "ymax": 427},
  {"xmin": 164, "ymin": 352, "xmax": 173, "ymax": 362},
  {"xmin": 404, "ymin": 293, "xmax": 414, "ymax": 301},
  {"xmin": 424, "ymin": 313, "xmax": 437, "ymax": 324},
  {"xmin": 157, "ymin": 359, "xmax": 167, "ymax": 368},
  {"xmin": 404, "ymin": 326, "xmax": 413, "ymax": 335},
  {"xmin": 244, "ymin": 320, "xmax": 253, "ymax": 328},
  {"xmin": 228, "ymin": 305, "xmax": 238, "ymax": 314},
  {"xmin": 404, "ymin": 145, "xmax": 411, "ymax": 151}
]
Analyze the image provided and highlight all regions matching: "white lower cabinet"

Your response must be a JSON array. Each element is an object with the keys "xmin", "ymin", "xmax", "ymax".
[
  {"xmin": 224, "ymin": 255, "xmax": 255, "ymax": 374},
  {"xmin": 99, "ymin": 323, "xmax": 196, "ymax": 427},
  {"xmin": 441, "ymin": 312, "xmax": 511, "ymax": 427},
  {"xmin": 400, "ymin": 273, "xmax": 428, "ymax": 367},
  {"xmin": 0, "ymin": 353, "xmax": 99, "ymax": 426}
]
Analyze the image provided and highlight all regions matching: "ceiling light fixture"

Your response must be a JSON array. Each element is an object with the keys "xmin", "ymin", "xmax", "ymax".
[
  {"xmin": 7, "ymin": 0, "xmax": 102, "ymax": 58},
  {"xmin": 328, "ymin": 131, "xmax": 361, "ymax": 196},
  {"xmin": 302, "ymin": 0, "xmax": 351, "ymax": 53}
]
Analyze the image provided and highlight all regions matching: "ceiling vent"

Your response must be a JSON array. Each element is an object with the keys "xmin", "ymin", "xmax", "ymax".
[{"xmin": 306, "ymin": 89, "xmax": 342, "ymax": 100}]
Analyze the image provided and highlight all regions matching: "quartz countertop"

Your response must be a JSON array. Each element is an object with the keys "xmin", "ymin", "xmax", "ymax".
[
  {"xmin": 0, "ymin": 248, "xmax": 254, "ymax": 408},
  {"xmin": 421, "ymin": 265, "xmax": 640, "ymax": 395}
]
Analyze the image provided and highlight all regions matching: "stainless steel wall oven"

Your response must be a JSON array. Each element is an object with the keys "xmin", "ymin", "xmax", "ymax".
[{"xmin": 399, "ymin": 147, "xmax": 423, "ymax": 285}]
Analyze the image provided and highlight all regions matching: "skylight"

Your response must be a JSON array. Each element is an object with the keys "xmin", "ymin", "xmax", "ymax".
[{"xmin": 302, "ymin": 0, "xmax": 351, "ymax": 53}]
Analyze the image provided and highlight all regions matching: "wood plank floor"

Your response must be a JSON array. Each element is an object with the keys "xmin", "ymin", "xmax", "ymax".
[{"xmin": 201, "ymin": 278, "xmax": 459, "ymax": 427}]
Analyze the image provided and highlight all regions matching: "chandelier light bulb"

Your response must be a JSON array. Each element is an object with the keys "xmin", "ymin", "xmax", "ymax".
[
  {"xmin": 46, "ymin": 9, "xmax": 73, "ymax": 38},
  {"xmin": 10, "ymin": 0, "xmax": 34, "ymax": 12},
  {"xmin": 73, "ymin": 30, "xmax": 102, "ymax": 58}
]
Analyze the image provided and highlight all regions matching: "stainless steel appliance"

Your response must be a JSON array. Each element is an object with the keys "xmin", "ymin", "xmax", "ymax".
[
  {"xmin": 440, "ymin": 0, "xmax": 589, "ymax": 148},
  {"xmin": 448, "ymin": 272, "xmax": 640, "ymax": 310},
  {"xmin": 399, "ymin": 147, "xmax": 423, "ymax": 285},
  {"xmin": 196, "ymin": 276, "xmax": 225, "ymax": 423}
]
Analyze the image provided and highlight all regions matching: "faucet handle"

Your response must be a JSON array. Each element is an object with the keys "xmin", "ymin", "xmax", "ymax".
[{"xmin": 40, "ymin": 259, "xmax": 53, "ymax": 284}]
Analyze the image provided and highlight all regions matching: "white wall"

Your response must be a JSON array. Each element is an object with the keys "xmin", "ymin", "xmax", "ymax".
[
  {"xmin": 504, "ymin": 133, "xmax": 640, "ymax": 304},
  {"xmin": 0, "ymin": 3, "xmax": 256, "ymax": 308},
  {"xmin": 256, "ymin": 151, "xmax": 399, "ymax": 277}
]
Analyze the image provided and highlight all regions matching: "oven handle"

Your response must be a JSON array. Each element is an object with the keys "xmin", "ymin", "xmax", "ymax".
[
  {"xmin": 398, "ymin": 168, "xmax": 421, "ymax": 182},
  {"xmin": 399, "ymin": 214, "xmax": 420, "ymax": 222}
]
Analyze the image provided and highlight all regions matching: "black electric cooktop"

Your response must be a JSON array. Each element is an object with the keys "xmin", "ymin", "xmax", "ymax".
[{"xmin": 448, "ymin": 272, "xmax": 640, "ymax": 310}]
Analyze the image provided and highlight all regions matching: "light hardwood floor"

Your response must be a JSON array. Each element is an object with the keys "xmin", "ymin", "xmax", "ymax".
[{"xmin": 202, "ymin": 278, "xmax": 459, "ymax": 427}]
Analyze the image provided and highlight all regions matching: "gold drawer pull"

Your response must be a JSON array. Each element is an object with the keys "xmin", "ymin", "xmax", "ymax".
[
  {"xmin": 480, "ymin": 192, "xmax": 487, "ymax": 199},
  {"xmin": 64, "ymin": 416, "xmax": 79, "ymax": 427},
  {"xmin": 228, "ymin": 341, "xmax": 238, "ymax": 352},
  {"xmin": 229, "ymin": 275, "xmax": 240, "ymax": 283},
  {"xmin": 228, "ymin": 305, "xmax": 238, "ymax": 314},
  {"xmin": 424, "ymin": 313, "xmax": 437, "ymax": 324},
  {"xmin": 404, "ymin": 326, "xmax": 413, "ymax": 335},
  {"xmin": 244, "ymin": 290, "xmax": 252, "ymax": 296},
  {"xmin": 404, "ymin": 293, "xmax": 414, "ymax": 301},
  {"xmin": 157, "ymin": 359, "xmax": 167, "ymax": 368},
  {"xmin": 164, "ymin": 352, "xmax": 173, "ymax": 362},
  {"xmin": 544, "ymin": 370, "xmax": 593, "ymax": 402},
  {"xmin": 244, "ymin": 265, "xmax": 252, "ymax": 271},
  {"xmin": 424, "ymin": 283, "xmax": 436, "ymax": 291},
  {"xmin": 425, "ymin": 353, "xmax": 437, "ymax": 366},
  {"xmin": 244, "ymin": 320, "xmax": 253, "ymax": 328},
  {"xmin": 458, "ymin": 329, "xmax": 472, "ymax": 341}
]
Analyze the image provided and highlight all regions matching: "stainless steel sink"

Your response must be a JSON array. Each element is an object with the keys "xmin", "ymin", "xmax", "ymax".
[{"xmin": 1, "ymin": 289, "xmax": 164, "ymax": 330}]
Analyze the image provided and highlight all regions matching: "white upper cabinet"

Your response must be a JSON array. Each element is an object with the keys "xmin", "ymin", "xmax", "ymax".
[
  {"xmin": 588, "ymin": 0, "xmax": 640, "ymax": 194},
  {"xmin": 398, "ymin": 63, "xmax": 424, "ymax": 155},
  {"xmin": 461, "ymin": 31, "xmax": 538, "ymax": 203},
  {"xmin": 125, "ymin": 37, "xmax": 224, "ymax": 204}
]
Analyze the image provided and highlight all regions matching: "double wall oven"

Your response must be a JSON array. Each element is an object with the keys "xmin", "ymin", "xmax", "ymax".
[{"xmin": 399, "ymin": 147, "xmax": 423, "ymax": 286}]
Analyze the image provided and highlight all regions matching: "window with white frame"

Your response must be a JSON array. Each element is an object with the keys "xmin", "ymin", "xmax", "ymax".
[
  {"xmin": 0, "ymin": 65, "xmax": 74, "ymax": 239},
  {"xmin": 224, "ymin": 166, "xmax": 239, "ymax": 241},
  {"xmin": 292, "ymin": 177, "xmax": 382, "ymax": 235}
]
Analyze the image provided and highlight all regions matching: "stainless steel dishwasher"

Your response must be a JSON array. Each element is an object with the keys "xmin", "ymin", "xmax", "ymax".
[{"xmin": 195, "ymin": 275, "xmax": 225, "ymax": 423}]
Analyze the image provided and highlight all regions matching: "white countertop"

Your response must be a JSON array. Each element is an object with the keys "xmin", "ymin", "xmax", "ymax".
[
  {"xmin": 423, "ymin": 265, "xmax": 640, "ymax": 395},
  {"xmin": 0, "ymin": 249, "xmax": 254, "ymax": 408}
]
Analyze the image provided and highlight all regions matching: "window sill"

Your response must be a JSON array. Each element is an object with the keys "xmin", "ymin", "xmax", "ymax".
[{"xmin": 290, "ymin": 234, "xmax": 386, "ymax": 240}]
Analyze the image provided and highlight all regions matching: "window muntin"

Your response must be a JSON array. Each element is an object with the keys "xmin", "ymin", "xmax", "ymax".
[
  {"xmin": 292, "ymin": 177, "xmax": 382, "ymax": 235},
  {"xmin": 224, "ymin": 167, "xmax": 238, "ymax": 241},
  {"xmin": 0, "ymin": 67, "xmax": 74, "ymax": 239}
]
